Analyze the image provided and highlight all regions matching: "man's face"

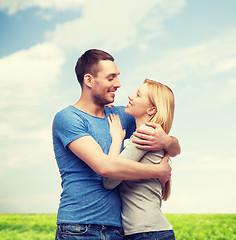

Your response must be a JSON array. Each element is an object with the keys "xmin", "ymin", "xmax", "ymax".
[{"xmin": 92, "ymin": 60, "xmax": 121, "ymax": 106}]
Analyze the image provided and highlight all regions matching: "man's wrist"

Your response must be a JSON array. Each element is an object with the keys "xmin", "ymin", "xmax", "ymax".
[
  {"xmin": 164, "ymin": 135, "xmax": 172, "ymax": 152},
  {"xmin": 164, "ymin": 136, "xmax": 181, "ymax": 157}
]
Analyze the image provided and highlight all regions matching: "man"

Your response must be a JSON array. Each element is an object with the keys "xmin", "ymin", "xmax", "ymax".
[{"xmin": 53, "ymin": 49, "xmax": 180, "ymax": 240}]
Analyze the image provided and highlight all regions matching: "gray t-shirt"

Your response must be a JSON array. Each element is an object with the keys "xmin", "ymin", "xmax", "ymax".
[{"xmin": 103, "ymin": 124, "xmax": 172, "ymax": 235}]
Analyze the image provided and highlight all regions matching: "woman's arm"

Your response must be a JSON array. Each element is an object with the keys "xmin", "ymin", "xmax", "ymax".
[
  {"xmin": 103, "ymin": 114, "xmax": 128, "ymax": 189},
  {"xmin": 103, "ymin": 115, "xmax": 150, "ymax": 189},
  {"xmin": 69, "ymin": 136, "xmax": 171, "ymax": 182},
  {"xmin": 107, "ymin": 114, "xmax": 126, "ymax": 156},
  {"xmin": 67, "ymin": 114, "xmax": 171, "ymax": 185}
]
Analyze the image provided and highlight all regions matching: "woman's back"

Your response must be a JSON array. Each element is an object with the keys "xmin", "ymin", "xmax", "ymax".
[{"xmin": 118, "ymin": 130, "xmax": 173, "ymax": 235}]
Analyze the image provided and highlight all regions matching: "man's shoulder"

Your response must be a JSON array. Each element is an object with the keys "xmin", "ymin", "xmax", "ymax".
[
  {"xmin": 53, "ymin": 105, "xmax": 86, "ymax": 128},
  {"xmin": 55, "ymin": 105, "xmax": 73, "ymax": 115},
  {"xmin": 54, "ymin": 106, "xmax": 72, "ymax": 122},
  {"xmin": 55, "ymin": 105, "xmax": 87, "ymax": 119}
]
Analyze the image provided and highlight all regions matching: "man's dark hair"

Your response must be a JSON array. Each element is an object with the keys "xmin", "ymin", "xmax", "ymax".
[{"xmin": 75, "ymin": 49, "xmax": 114, "ymax": 88}]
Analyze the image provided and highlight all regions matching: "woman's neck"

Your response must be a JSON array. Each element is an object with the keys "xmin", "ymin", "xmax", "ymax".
[{"xmin": 135, "ymin": 116, "xmax": 150, "ymax": 128}]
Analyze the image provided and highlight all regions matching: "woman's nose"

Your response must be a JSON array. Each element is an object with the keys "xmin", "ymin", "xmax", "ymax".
[{"xmin": 128, "ymin": 93, "xmax": 135, "ymax": 100}]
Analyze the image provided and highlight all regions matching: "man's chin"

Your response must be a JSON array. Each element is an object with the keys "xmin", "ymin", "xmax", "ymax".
[
  {"xmin": 108, "ymin": 98, "xmax": 115, "ymax": 104},
  {"xmin": 103, "ymin": 99, "xmax": 114, "ymax": 106}
]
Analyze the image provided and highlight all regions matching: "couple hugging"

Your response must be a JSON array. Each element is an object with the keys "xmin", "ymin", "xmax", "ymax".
[{"xmin": 53, "ymin": 49, "xmax": 180, "ymax": 240}]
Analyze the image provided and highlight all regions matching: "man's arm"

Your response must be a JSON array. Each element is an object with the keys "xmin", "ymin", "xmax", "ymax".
[
  {"xmin": 68, "ymin": 135, "xmax": 171, "ymax": 186},
  {"xmin": 132, "ymin": 122, "xmax": 181, "ymax": 157}
]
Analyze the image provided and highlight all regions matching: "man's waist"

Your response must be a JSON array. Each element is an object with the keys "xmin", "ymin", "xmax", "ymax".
[{"xmin": 57, "ymin": 223, "xmax": 123, "ymax": 230}]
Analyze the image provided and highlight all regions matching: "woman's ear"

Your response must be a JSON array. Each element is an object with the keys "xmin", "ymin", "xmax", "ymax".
[
  {"xmin": 84, "ymin": 74, "xmax": 93, "ymax": 88},
  {"xmin": 147, "ymin": 106, "xmax": 157, "ymax": 116}
]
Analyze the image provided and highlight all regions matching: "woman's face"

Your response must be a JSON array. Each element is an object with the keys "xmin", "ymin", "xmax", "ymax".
[{"xmin": 125, "ymin": 83, "xmax": 153, "ymax": 119}]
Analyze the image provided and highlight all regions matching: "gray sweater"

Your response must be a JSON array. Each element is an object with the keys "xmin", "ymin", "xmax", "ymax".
[{"xmin": 103, "ymin": 125, "xmax": 172, "ymax": 236}]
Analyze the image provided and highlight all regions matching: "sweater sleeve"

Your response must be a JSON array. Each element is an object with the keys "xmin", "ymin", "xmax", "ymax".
[{"xmin": 103, "ymin": 125, "xmax": 150, "ymax": 189}]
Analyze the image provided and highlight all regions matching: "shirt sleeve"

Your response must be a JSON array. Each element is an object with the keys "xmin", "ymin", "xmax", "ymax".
[
  {"xmin": 53, "ymin": 109, "xmax": 89, "ymax": 148},
  {"xmin": 103, "ymin": 125, "xmax": 150, "ymax": 189}
]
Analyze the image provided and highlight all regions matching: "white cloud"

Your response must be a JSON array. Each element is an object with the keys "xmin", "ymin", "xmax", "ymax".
[
  {"xmin": 0, "ymin": 0, "xmax": 186, "ymax": 17},
  {"xmin": 219, "ymin": 77, "xmax": 236, "ymax": 103},
  {"xmin": 0, "ymin": 192, "xmax": 60, "ymax": 213},
  {"xmin": 0, "ymin": 42, "xmax": 65, "ymax": 172},
  {"xmin": 45, "ymin": 0, "xmax": 186, "ymax": 53},
  {"xmin": 0, "ymin": 124, "xmax": 54, "ymax": 172},
  {"xmin": 1, "ymin": 0, "xmax": 187, "ymax": 56},
  {"xmin": 1, "ymin": 0, "xmax": 235, "ymax": 215},
  {"xmin": 213, "ymin": 58, "xmax": 236, "ymax": 72},
  {"xmin": 163, "ymin": 186, "xmax": 236, "ymax": 213},
  {"xmin": 132, "ymin": 29, "xmax": 236, "ymax": 82},
  {"xmin": 174, "ymin": 151, "xmax": 236, "ymax": 173},
  {"xmin": 155, "ymin": 0, "xmax": 186, "ymax": 18},
  {"xmin": 161, "ymin": 151, "xmax": 236, "ymax": 213},
  {"xmin": 0, "ymin": 0, "xmax": 84, "ymax": 15},
  {"xmin": 121, "ymin": 28, "xmax": 236, "ymax": 111},
  {"xmin": 0, "ymin": 42, "xmax": 65, "ymax": 107},
  {"xmin": 0, "ymin": 0, "xmax": 183, "ymax": 178}
]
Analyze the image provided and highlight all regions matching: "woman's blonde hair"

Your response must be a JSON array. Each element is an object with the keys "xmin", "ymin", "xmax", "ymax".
[{"xmin": 144, "ymin": 79, "xmax": 175, "ymax": 201}]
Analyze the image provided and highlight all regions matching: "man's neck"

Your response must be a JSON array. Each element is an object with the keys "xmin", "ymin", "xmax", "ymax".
[{"xmin": 73, "ymin": 99, "xmax": 106, "ymax": 118}]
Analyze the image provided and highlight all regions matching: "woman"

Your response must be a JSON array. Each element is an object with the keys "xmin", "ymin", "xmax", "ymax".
[{"xmin": 103, "ymin": 79, "xmax": 175, "ymax": 240}]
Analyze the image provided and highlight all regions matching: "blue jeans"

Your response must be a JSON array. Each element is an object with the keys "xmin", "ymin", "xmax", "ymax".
[
  {"xmin": 55, "ymin": 223, "xmax": 124, "ymax": 240},
  {"xmin": 124, "ymin": 230, "xmax": 175, "ymax": 240}
]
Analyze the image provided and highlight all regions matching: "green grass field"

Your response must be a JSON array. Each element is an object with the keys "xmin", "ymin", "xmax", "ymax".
[{"xmin": 0, "ymin": 214, "xmax": 235, "ymax": 240}]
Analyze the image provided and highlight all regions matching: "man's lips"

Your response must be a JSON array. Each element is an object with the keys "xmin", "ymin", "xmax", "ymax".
[{"xmin": 109, "ymin": 91, "xmax": 115, "ymax": 97}]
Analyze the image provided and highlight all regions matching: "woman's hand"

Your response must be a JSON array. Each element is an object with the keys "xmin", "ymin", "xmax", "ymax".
[{"xmin": 107, "ymin": 114, "xmax": 126, "ymax": 144}]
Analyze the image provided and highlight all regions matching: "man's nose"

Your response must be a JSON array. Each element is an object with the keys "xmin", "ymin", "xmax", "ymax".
[{"xmin": 114, "ymin": 78, "xmax": 121, "ymax": 89}]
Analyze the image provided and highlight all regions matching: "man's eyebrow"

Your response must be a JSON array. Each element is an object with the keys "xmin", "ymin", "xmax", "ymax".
[{"xmin": 107, "ymin": 72, "xmax": 120, "ymax": 77}]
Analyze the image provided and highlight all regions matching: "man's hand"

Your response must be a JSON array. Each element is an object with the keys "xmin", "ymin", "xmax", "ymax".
[
  {"xmin": 157, "ymin": 155, "xmax": 172, "ymax": 187},
  {"xmin": 132, "ymin": 122, "xmax": 181, "ymax": 157},
  {"xmin": 132, "ymin": 122, "xmax": 169, "ymax": 150}
]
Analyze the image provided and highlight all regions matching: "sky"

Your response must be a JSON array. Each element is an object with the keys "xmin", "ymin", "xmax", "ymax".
[{"xmin": 0, "ymin": 0, "xmax": 236, "ymax": 214}]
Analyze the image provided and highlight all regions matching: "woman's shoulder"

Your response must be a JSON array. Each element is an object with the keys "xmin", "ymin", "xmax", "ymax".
[{"xmin": 138, "ymin": 123, "xmax": 155, "ymax": 131}]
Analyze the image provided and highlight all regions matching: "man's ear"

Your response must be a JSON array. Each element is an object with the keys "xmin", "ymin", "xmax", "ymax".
[
  {"xmin": 147, "ymin": 106, "xmax": 157, "ymax": 116},
  {"xmin": 84, "ymin": 74, "xmax": 93, "ymax": 88}
]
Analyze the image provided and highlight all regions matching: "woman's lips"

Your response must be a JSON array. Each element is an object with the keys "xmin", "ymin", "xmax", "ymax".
[{"xmin": 127, "ymin": 102, "xmax": 132, "ymax": 108}]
